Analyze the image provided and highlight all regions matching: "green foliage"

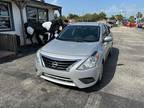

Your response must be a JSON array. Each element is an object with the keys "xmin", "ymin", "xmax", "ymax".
[
  {"xmin": 60, "ymin": 16, "xmax": 67, "ymax": 20},
  {"xmin": 66, "ymin": 12, "xmax": 107, "ymax": 22},
  {"xmin": 98, "ymin": 12, "xmax": 107, "ymax": 20},
  {"xmin": 129, "ymin": 16, "xmax": 135, "ymax": 22},
  {"xmin": 67, "ymin": 13, "xmax": 79, "ymax": 19},
  {"xmin": 110, "ymin": 15, "xmax": 116, "ymax": 20},
  {"xmin": 110, "ymin": 14, "xmax": 124, "ymax": 21},
  {"xmin": 81, "ymin": 13, "xmax": 95, "ymax": 22},
  {"xmin": 115, "ymin": 14, "xmax": 124, "ymax": 21}
]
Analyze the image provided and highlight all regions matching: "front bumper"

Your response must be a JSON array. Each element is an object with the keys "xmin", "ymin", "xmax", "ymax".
[{"xmin": 36, "ymin": 61, "xmax": 101, "ymax": 88}]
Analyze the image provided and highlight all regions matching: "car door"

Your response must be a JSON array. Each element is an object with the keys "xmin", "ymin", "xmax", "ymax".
[
  {"xmin": 101, "ymin": 25, "xmax": 108, "ymax": 60},
  {"xmin": 102, "ymin": 24, "xmax": 112, "ymax": 60},
  {"xmin": 104, "ymin": 25, "xmax": 113, "ymax": 53},
  {"xmin": 104, "ymin": 25, "xmax": 113, "ymax": 58}
]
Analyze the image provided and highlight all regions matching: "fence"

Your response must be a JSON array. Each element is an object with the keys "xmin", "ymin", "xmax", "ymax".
[{"xmin": 0, "ymin": 33, "xmax": 18, "ymax": 53}]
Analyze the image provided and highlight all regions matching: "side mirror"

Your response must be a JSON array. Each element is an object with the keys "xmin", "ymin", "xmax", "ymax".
[{"xmin": 104, "ymin": 36, "xmax": 112, "ymax": 42}]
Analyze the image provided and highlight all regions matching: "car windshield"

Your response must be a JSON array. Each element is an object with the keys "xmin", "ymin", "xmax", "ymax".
[{"xmin": 57, "ymin": 25, "xmax": 100, "ymax": 42}]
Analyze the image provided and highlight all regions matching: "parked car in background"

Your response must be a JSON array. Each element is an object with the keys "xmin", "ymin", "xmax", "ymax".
[
  {"xmin": 35, "ymin": 22, "xmax": 113, "ymax": 88},
  {"xmin": 142, "ymin": 24, "xmax": 144, "ymax": 29},
  {"xmin": 129, "ymin": 22, "xmax": 136, "ymax": 27},
  {"xmin": 123, "ymin": 19, "xmax": 129, "ymax": 26},
  {"xmin": 137, "ymin": 23, "xmax": 144, "ymax": 28},
  {"xmin": 123, "ymin": 22, "xmax": 136, "ymax": 27},
  {"xmin": 107, "ymin": 20, "xmax": 117, "ymax": 28}
]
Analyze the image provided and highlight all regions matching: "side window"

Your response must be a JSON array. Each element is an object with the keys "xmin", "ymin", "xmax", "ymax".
[
  {"xmin": 26, "ymin": 6, "xmax": 48, "ymax": 23},
  {"xmin": 106, "ymin": 25, "xmax": 110, "ymax": 34},
  {"xmin": 104, "ymin": 25, "xmax": 110, "ymax": 36},
  {"xmin": 102, "ymin": 25, "xmax": 107, "ymax": 38},
  {"xmin": 0, "ymin": 1, "xmax": 14, "ymax": 31}
]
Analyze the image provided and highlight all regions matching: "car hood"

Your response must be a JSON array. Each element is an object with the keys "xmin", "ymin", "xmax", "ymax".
[{"xmin": 41, "ymin": 39, "xmax": 99, "ymax": 56}]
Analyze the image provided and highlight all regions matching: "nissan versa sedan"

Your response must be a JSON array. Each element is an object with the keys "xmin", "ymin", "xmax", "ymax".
[{"xmin": 35, "ymin": 22, "xmax": 113, "ymax": 88}]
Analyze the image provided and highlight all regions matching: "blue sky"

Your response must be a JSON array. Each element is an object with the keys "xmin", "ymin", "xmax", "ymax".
[{"xmin": 46, "ymin": 0, "xmax": 144, "ymax": 17}]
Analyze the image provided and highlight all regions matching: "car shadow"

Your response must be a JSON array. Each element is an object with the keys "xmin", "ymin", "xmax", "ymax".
[
  {"xmin": 54, "ymin": 47, "xmax": 119, "ymax": 93},
  {"xmin": 0, "ymin": 44, "xmax": 41, "ymax": 64}
]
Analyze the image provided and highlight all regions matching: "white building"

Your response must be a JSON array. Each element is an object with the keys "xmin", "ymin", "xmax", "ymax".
[{"xmin": 0, "ymin": 0, "xmax": 62, "ymax": 45}]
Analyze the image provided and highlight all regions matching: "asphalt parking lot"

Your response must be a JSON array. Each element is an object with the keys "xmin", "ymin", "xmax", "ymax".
[{"xmin": 0, "ymin": 27, "xmax": 144, "ymax": 108}]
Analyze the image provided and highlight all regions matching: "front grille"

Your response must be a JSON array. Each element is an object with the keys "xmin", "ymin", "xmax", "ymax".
[
  {"xmin": 42, "ymin": 56, "xmax": 76, "ymax": 71},
  {"xmin": 42, "ymin": 73, "xmax": 73, "ymax": 83}
]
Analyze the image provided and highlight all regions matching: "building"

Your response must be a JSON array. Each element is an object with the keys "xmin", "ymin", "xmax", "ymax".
[{"xmin": 0, "ymin": 0, "xmax": 62, "ymax": 45}]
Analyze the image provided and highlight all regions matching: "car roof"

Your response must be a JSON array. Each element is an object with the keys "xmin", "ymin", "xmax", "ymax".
[{"xmin": 70, "ymin": 22, "xmax": 104, "ymax": 26}]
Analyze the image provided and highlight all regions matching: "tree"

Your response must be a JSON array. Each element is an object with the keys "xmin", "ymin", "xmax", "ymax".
[
  {"xmin": 92, "ymin": 13, "xmax": 99, "ymax": 21},
  {"xmin": 110, "ymin": 15, "xmax": 116, "ymax": 20},
  {"xmin": 98, "ymin": 12, "xmax": 107, "ymax": 20},
  {"xmin": 60, "ymin": 16, "xmax": 67, "ymax": 20},
  {"xmin": 12, "ymin": 0, "xmax": 30, "ymax": 45},
  {"xmin": 129, "ymin": 16, "xmax": 135, "ymax": 22},
  {"xmin": 65, "ymin": 12, "xmax": 107, "ymax": 22},
  {"xmin": 67, "ymin": 13, "xmax": 79, "ymax": 19},
  {"xmin": 115, "ymin": 14, "xmax": 124, "ymax": 21},
  {"xmin": 66, "ymin": 12, "xmax": 107, "ymax": 22},
  {"xmin": 82, "ymin": 13, "xmax": 94, "ymax": 21}
]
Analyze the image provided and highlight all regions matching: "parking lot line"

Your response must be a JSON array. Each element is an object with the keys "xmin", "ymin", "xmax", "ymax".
[{"xmin": 84, "ymin": 94, "xmax": 102, "ymax": 108}]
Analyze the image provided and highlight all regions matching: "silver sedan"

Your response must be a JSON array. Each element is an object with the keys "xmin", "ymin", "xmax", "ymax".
[{"xmin": 36, "ymin": 22, "xmax": 113, "ymax": 88}]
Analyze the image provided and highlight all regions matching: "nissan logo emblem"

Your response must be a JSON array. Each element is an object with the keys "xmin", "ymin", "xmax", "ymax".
[{"xmin": 52, "ymin": 61, "xmax": 58, "ymax": 68}]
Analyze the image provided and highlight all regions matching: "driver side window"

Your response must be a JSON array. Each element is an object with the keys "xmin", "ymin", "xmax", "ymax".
[
  {"xmin": 102, "ymin": 25, "xmax": 107, "ymax": 38},
  {"xmin": 104, "ymin": 25, "xmax": 110, "ymax": 36}
]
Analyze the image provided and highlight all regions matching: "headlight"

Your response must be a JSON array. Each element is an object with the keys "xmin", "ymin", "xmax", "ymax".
[{"xmin": 77, "ymin": 52, "xmax": 99, "ymax": 70}]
